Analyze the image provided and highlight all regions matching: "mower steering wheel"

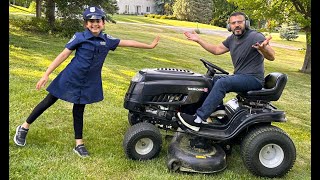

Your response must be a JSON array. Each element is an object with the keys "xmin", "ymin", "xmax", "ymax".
[{"xmin": 200, "ymin": 58, "xmax": 229, "ymax": 75}]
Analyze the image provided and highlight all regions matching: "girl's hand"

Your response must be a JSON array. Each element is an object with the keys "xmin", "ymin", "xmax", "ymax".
[
  {"xmin": 150, "ymin": 36, "xmax": 160, "ymax": 48},
  {"xmin": 36, "ymin": 75, "xmax": 49, "ymax": 90}
]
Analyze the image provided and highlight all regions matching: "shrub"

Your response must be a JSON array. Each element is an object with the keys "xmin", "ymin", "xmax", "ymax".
[
  {"xmin": 210, "ymin": 18, "xmax": 226, "ymax": 28},
  {"xmin": 10, "ymin": 17, "xmax": 51, "ymax": 33},
  {"xmin": 154, "ymin": 15, "xmax": 162, "ymax": 19},
  {"xmin": 147, "ymin": 14, "xmax": 156, "ymax": 18},
  {"xmin": 9, "ymin": 16, "xmax": 83, "ymax": 38},
  {"xmin": 194, "ymin": 28, "xmax": 200, "ymax": 34},
  {"xmin": 279, "ymin": 24, "xmax": 299, "ymax": 41},
  {"xmin": 55, "ymin": 18, "xmax": 83, "ymax": 38}
]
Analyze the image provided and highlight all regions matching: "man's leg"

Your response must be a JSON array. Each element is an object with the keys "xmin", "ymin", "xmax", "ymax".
[{"xmin": 178, "ymin": 74, "xmax": 262, "ymax": 131}]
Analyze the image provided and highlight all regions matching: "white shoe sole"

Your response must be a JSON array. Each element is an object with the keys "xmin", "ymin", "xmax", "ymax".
[
  {"xmin": 177, "ymin": 113, "xmax": 200, "ymax": 131},
  {"xmin": 73, "ymin": 148, "xmax": 89, "ymax": 158}
]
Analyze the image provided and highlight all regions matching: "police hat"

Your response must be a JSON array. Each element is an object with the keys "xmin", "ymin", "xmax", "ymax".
[{"xmin": 83, "ymin": 6, "xmax": 105, "ymax": 20}]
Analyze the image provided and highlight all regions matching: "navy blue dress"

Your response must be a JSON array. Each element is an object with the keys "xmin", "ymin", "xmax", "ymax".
[{"xmin": 47, "ymin": 29, "xmax": 120, "ymax": 104}]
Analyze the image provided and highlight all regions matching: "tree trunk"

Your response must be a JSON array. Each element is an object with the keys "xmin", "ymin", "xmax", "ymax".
[
  {"xmin": 36, "ymin": 0, "xmax": 41, "ymax": 18},
  {"xmin": 45, "ymin": 0, "xmax": 56, "ymax": 31},
  {"xmin": 300, "ymin": 28, "xmax": 311, "ymax": 74}
]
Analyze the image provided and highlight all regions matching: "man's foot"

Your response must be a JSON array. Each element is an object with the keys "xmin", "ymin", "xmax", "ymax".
[
  {"xmin": 14, "ymin": 125, "xmax": 28, "ymax": 146},
  {"xmin": 177, "ymin": 112, "xmax": 204, "ymax": 131},
  {"xmin": 73, "ymin": 144, "xmax": 89, "ymax": 158}
]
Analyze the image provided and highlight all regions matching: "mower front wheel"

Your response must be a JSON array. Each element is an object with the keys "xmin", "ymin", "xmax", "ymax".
[{"xmin": 123, "ymin": 122, "xmax": 162, "ymax": 160}]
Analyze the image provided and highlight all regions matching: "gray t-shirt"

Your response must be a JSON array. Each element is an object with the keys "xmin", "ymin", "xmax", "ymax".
[{"xmin": 222, "ymin": 29, "xmax": 266, "ymax": 83}]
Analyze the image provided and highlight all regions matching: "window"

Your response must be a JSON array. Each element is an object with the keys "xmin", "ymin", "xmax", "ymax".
[
  {"xmin": 146, "ymin": 6, "xmax": 150, "ymax": 12},
  {"xmin": 125, "ymin": 5, "xmax": 129, "ymax": 14}
]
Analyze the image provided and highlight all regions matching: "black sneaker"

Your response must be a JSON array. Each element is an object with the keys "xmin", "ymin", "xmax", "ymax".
[
  {"xmin": 14, "ymin": 125, "xmax": 28, "ymax": 146},
  {"xmin": 73, "ymin": 144, "xmax": 89, "ymax": 158},
  {"xmin": 177, "ymin": 112, "xmax": 202, "ymax": 131}
]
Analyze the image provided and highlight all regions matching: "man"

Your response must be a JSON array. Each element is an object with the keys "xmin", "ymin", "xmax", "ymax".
[{"xmin": 178, "ymin": 12, "xmax": 275, "ymax": 131}]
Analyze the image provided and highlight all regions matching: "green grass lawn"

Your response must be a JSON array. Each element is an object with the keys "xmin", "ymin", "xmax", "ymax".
[{"xmin": 9, "ymin": 11, "xmax": 310, "ymax": 180}]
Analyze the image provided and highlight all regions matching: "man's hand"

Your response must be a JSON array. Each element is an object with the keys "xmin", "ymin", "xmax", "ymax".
[
  {"xmin": 184, "ymin": 31, "xmax": 200, "ymax": 42},
  {"xmin": 252, "ymin": 35, "xmax": 275, "ymax": 61},
  {"xmin": 252, "ymin": 35, "xmax": 272, "ymax": 50}
]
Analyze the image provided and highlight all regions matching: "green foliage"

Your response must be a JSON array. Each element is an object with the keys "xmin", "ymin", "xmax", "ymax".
[
  {"xmin": 9, "ymin": 15, "xmax": 83, "ymax": 38},
  {"xmin": 147, "ymin": 14, "xmax": 177, "ymax": 20},
  {"xmin": 155, "ymin": 0, "xmax": 175, "ymax": 15},
  {"xmin": 10, "ymin": 17, "xmax": 51, "ymax": 33},
  {"xmin": 194, "ymin": 28, "xmax": 200, "ymax": 34},
  {"xmin": 212, "ymin": 0, "xmax": 236, "ymax": 24},
  {"xmin": 173, "ymin": 0, "xmax": 189, "ymax": 21},
  {"xmin": 155, "ymin": 14, "xmax": 163, "ymax": 19},
  {"xmin": 54, "ymin": 0, "xmax": 119, "ymax": 17},
  {"xmin": 226, "ymin": 0, "xmax": 310, "ymax": 32},
  {"xmin": 55, "ymin": 18, "xmax": 84, "ymax": 38},
  {"xmin": 173, "ymin": 0, "xmax": 213, "ymax": 24},
  {"xmin": 210, "ymin": 17, "xmax": 226, "ymax": 28},
  {"xmin": 10, "ymin": 0, "xmax": 33, "ymax": 7},
  {"xmin": 279, "ymin": 24, "xmax": 299, "ymax": 41}
]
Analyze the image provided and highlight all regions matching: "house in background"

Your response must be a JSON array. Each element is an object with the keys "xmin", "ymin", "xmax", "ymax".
[{"xmin": 116, "ymin": 0, "xmax": 156, "ymax": 15}]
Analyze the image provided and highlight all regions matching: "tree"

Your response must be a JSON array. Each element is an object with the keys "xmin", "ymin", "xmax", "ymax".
[
  {"xmin": 155, "ymin": 0, "xmax": 174, "ymax": 15},
  {"xmin": 173, "ymin": 0, "xmax": 213, "ymax": 24},
  {"xmin": 34, "ymin": 0, "xmax": 118, "ymax": 32},
  {"xmin": 173, "ymin": 0, "xmax": 189, "ymax": 21},
  {"xmin": 227, "ymin": 0, "xmax": 311, "ymax": 73},
  {"xmin": 189, "ymin": 0, "xmax": 212, "ymax": 24},
  {"xmin": 35, "ymin": 0, "xmax": 42, "ymax": 18},
  {"xmin": 211, "ymin": 0, "xmax": 237, "ymax": 27}
]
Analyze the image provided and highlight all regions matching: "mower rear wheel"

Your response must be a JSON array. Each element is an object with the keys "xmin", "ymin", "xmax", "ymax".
[
  {"xmin": 123, "ymin": 122, "xmax": 162, "ymax": 160},
  {"xmin": 241, "ymin": 125, "xmax": 296, "ymax": 178}
]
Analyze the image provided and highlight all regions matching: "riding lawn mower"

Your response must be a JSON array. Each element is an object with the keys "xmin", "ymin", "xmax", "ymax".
[{"xmin": 122, "ymin": 58, "xmax": 296, "ymax": 178}]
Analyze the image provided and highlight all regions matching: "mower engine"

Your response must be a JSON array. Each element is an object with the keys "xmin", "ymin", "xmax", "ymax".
[{"xmin": 123, "ymin": 68, "xmax": 212, "ymax": 129}]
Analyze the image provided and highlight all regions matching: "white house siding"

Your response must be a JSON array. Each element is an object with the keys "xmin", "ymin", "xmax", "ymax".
[{"xmin": 116, "ymin": 0, "xmax": 156, "ymax": 15}]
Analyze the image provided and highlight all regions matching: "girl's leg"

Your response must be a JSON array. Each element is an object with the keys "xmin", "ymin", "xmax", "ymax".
[
  {"xmin": 23, "ymin": 93, "xmax": 58, "ymax": 129},
  {"xmin": 14, "ymin": 93, "xmax": 58, "ymax": 146},
  {"xmin": 72, "ymin": 104, "xmax": 86, "ymax": 145},
  {"xmin": 72, "ymin": 104, "xmax": 89, "ymax": 157}
]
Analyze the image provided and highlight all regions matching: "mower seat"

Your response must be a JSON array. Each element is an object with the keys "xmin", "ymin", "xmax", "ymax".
[{"xmin": 237, "ymin": 72, "xmax": 288, "ymax": 102}]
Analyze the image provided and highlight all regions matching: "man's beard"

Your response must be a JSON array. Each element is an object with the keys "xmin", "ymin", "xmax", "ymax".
[{"xmin": 233, "ymin": 27, "xmax": 245, "ymax": 37}]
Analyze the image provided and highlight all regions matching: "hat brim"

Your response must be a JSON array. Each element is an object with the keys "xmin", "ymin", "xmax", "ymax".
[{"xmin": 87, "ymin": 14, "xmax": 103, "ymax": 20}]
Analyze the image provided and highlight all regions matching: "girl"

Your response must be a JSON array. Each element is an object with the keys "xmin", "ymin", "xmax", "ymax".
[{"xmin": 14, "ymin": 6, "xmax": 160, "ymax": 157}]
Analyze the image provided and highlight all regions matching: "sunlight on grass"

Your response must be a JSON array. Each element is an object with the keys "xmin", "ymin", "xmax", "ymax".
[
  {"xmin": 161, "ymin": 33, "xmax": 198, "ymax": 46},
  {"xmin": 149, "ymin": 56, "xmax": 177, "ymax": 64},
  {"xmin": 119, "ymin": 69, "xmax": 137, "ymax": 77},
  {"xmin": 113, "ymin": 15, "xmax": 226, "ymax": 30},
  {"xmin": 10, "ymin": 68, "xmax": 44, "ymax": 79}
]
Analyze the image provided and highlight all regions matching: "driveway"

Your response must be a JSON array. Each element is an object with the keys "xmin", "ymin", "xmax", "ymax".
[{"xmin": 117, "ymin": 21, "xmax": 302, "ymax": 50}]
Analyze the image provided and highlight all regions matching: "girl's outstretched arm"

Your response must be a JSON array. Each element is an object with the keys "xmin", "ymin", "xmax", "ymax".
[
  {"xmin": 118, "ymin": 36, "xmax": 160, "ymax": 49},
  {"xmin": 36, "ymin": 48, "xmax": 73, "ymax": 90}
]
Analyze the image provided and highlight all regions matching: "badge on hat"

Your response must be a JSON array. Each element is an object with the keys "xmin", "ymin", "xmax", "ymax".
[{"xmin": 90, "ymin": 7, "xmax": 96, "ymax": 12}]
